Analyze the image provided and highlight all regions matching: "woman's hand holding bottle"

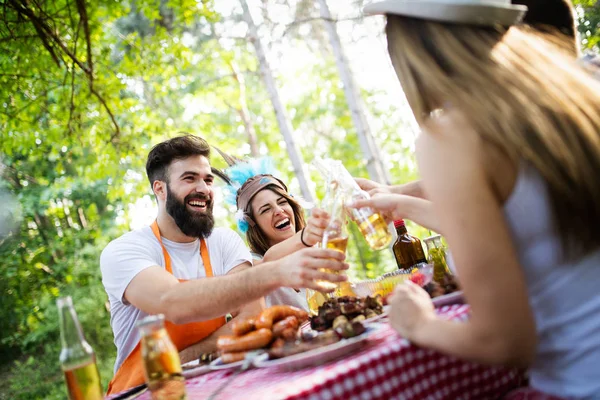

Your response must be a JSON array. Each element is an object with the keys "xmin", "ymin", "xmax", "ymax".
[
  {"xmin": 349, "ymin": 193, "xmax": 440, "ymax": 233},
  {"xmin": 300, "ymin": 208, "xmax": 330, "ymax": 247}
]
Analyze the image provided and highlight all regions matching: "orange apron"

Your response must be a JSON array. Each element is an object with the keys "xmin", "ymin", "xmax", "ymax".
[{"xmin": 107, "ymin": 221, "xmax": 226, "ymax": 395}]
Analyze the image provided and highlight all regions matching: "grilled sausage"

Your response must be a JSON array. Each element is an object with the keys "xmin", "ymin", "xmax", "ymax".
[
  {"xmin": 217, "ymin": 328, "xmax": 273, "ymax": 353},
  {"xmin": 272, "ymin": 316, "xmax": 299, "ymax": 338},
  {"xmin": 254, "ymin": 305, "xmax": 308, "ymax": 330},
  {"xmin": 231, "ymin": 317, "xmax": 255, "ymax": 336}
]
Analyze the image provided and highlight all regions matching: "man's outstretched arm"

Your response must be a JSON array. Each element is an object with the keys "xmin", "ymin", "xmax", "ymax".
[{"xmin": 124, "ymin": 247, "xmax": 347, "ymax": 324}]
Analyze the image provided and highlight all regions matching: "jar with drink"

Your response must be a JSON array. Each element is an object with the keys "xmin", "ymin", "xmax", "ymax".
[
  {"xmin": 424, "ymin": 234, "xmax": 451, "ymax": 283},
  {"xmin": 137, "ymin": 314, "xmax": 186, "ymax": 400}
]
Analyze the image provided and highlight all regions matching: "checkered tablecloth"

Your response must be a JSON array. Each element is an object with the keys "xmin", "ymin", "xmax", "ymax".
[{"xmin": 113, "ymin": 305, "xmax": 523, "ymax": 400}]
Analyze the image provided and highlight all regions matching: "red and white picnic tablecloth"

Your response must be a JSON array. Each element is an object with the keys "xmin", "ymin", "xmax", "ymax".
[{"xmin": 110, "ymin": 304, "xmax": 524, "ymax": 400}]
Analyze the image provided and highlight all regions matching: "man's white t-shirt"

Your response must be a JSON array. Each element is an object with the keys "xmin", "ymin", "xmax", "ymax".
[
  {"xmin": 251, "ymin": 253, "xmax": 309, "ymax": 311},
  {"xmin": 100, "ymin": 226, "xmax": 252, "ymax": 373}
]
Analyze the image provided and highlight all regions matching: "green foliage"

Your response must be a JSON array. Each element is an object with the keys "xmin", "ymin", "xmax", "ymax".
[{"xmin": 574, "ymin": 0, "xmax": 600, "ymax": 53}]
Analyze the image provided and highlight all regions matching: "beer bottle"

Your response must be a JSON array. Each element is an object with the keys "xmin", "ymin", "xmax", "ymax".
[
  {"xmin": 57, "ymin": 296, "xmax": 103, "ymax": 400},
  {"xmin": 392, "ymin": 220, "xmax": 427, "ymax": 270},
  {"xmin": 137, "ymin": 314, "xmax": 186, "ymax": 400}
]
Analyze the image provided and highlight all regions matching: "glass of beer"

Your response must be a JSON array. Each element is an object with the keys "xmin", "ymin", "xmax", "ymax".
[
  {"xmin": 137, "ymin": 314, "xmax": 186, "ymax": 400},
  {"xmin": 346, "ymin": 190, "xmax": 392, "ymax": 250},
  {"xmin": 316, "ymin": 190, "xmax": 349, "ymax": 292}
]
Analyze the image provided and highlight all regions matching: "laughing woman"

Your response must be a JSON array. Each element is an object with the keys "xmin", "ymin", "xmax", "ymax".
[{"xmin": 223, "ymin": 157, "xmax": 330, "ymax": 310}]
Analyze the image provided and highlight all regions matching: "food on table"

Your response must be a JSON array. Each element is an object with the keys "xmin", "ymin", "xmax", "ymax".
[
  {"xmin": 231, "ymin": 317, "xmax": 256, "ymax": 336},
  {"xmin": 335, "ymin": 321, "xmax": 366, "ymax": 339},
  {"xmin": 254, "ymin": 304, "xmax": 309, "ymax": 330},
  {"xmin": 268, "ymin": 330, "xmax": 340, "ymax": 359},
  {"xmin": 309, "ymin": 296, "xmax": 383, "ymax": 332},
  {"xmin": 216, "ymin": 305, "xmax": 308, "ymax": 363},
  {"xmin": 217, "ymin": 328, "xmax": 273, "ymax": 353},
  {"xmin": 272, "ymin": 316, "xmax": 300, "ymax": 339},
  {"xmin": 423, "ymin": 273, "xmax": 460, "ymax": 298},
  {"xmin": 408, "ymin": 269, "xmax": 426, "ymax": 286},
  {"xmin": 216, "ymin": 304, "xmax": 370, "ymax": 363}
]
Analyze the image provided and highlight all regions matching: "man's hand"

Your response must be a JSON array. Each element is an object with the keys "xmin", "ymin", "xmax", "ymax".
[
  {"xmin": 301, "ymin": 208, "xmax": 330, "ymax": 247},
  {"xmin": 273, "ymin": 247, "xmax": 348, "ymax": 292}
]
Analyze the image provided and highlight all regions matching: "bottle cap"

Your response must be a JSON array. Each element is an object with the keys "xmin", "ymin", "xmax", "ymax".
[
  {"xmin": 393, "ymin": 220, "xmax": 405, "ymax": 228},
  {"xmin": 423, "ymin": 234, "xmax": 443, "ymax": 245}
]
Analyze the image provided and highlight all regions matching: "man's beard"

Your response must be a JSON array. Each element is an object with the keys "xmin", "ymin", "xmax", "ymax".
[{"xmin": 166, "ymin": 185, "xmax": 215, "ymax": 239}]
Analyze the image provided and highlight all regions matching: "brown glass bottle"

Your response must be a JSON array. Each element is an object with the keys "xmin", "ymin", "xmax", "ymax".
[{"xmin": 392, "ymin": 220, "xmax": 427, "ymax": 270}]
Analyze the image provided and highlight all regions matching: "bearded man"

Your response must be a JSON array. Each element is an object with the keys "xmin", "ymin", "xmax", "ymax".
[{"xmin": 100, "ymin": 135, "xmax": 346, "ymax": 395}]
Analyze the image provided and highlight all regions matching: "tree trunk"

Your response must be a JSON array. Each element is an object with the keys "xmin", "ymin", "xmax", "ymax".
[
  {"xmin": 227, "ymin": 61, "xmax": 260, "ymax": 158},
  {"xmin": 317, "ymin": 0, "xmax": 391, "ymax": 184},
  {"xmin": 239, "ymin": 0, "xmax": 314, "ymax": 202}
]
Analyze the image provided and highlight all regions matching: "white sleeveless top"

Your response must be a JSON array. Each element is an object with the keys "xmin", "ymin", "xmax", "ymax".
[{"xmin": 503, "ymin": 163, "xmax": 600, "ymax": 399}]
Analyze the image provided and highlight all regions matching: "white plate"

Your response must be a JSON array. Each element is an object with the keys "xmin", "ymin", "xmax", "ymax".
[
  {"xmin": 181, "ymin": 359, "xmax": 212, "ymax": 379},
  {"xmin": 432, "ymin": 291, "xmax": 464, "ymax": 307},
  {"xmin": 208, "ymin": 356, "xmax": 245, "ymax": 371},
  {"xmin": 254, "ymin": 325, "xmax": 382, "ymax": 371}
]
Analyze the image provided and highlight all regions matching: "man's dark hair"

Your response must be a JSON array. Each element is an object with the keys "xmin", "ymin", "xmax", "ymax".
[
  {"xmin": 146, "ymin": 135, "xmax": 211, "ymax": 188},
  {"xmin": 514, "ymin": 0, "xmax": 576, "ymax": 39}
]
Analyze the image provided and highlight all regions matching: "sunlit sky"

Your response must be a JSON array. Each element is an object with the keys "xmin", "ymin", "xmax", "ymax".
[{"xmin": 126, "ymin": 0, "xmax": 417, "ymax": 230}]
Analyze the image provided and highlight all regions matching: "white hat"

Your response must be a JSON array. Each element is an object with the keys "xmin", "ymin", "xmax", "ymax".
[{"xmin": 363, "ymin": 0, "xmax": 527, "ymax": 27}]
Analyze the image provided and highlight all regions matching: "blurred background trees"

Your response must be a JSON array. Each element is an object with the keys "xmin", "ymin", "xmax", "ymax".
[{"xmin": 0, "ymin": 0, "xmax": 597, "ymax": 398}]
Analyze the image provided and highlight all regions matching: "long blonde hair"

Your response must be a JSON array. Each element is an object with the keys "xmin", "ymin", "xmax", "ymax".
[{"xmin": 386, "ymin": 16, "xmax": 600, "ymax": 259}]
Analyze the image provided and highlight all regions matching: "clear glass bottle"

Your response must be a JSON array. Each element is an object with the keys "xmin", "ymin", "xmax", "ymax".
[
  {"xmin": 392, "ymin": 220, "xmax": 427, "ymax": 270},
  {"xmin": 57, "ymin": 296, "xmax": 103, "ymax": 400},
  {"xmin": 137, "ymin": 314, "xmax": 186, "ymax": 400},
  {"xmin": 312, "ymin": 157, "xmax": 392, "ymax": 251},
  {"xmin": 346, "ymin": 189, "xmax": 393, "ymax": 250},
  {"xmin": 424, "ymin": 235, "xmax": 451, "ymax": 283}
]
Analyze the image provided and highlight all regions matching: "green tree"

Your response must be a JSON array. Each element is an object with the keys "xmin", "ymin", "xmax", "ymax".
[{"xmin": 574, "ymin": 0, "xmax": 600, "ymax": 53}]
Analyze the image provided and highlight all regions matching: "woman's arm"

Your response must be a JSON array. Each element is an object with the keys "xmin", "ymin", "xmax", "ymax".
[
  {"xmin": 349, "ymin": 193, "xmax": 441, "ymax": 232},
  {"xmin": 261, "ymin": 208, "xmax": 329, "ymax": 263},
  {"xmin": 390, "ymin": 112, "xmax": 536, "ymax": 367},
  {"xmin": 355, "ymin": 178, "xmax": 427, "ymax": 199}
]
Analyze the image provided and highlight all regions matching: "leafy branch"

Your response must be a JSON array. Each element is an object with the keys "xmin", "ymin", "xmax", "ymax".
[{"xmin": 6, "ymin": 0, "xmax": 120, "ymax": 139}]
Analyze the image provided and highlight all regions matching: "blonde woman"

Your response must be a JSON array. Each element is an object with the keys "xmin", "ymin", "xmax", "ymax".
[{"xmin": 352, "ymin": 0, "xmax": 600, "ymax": 398}]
